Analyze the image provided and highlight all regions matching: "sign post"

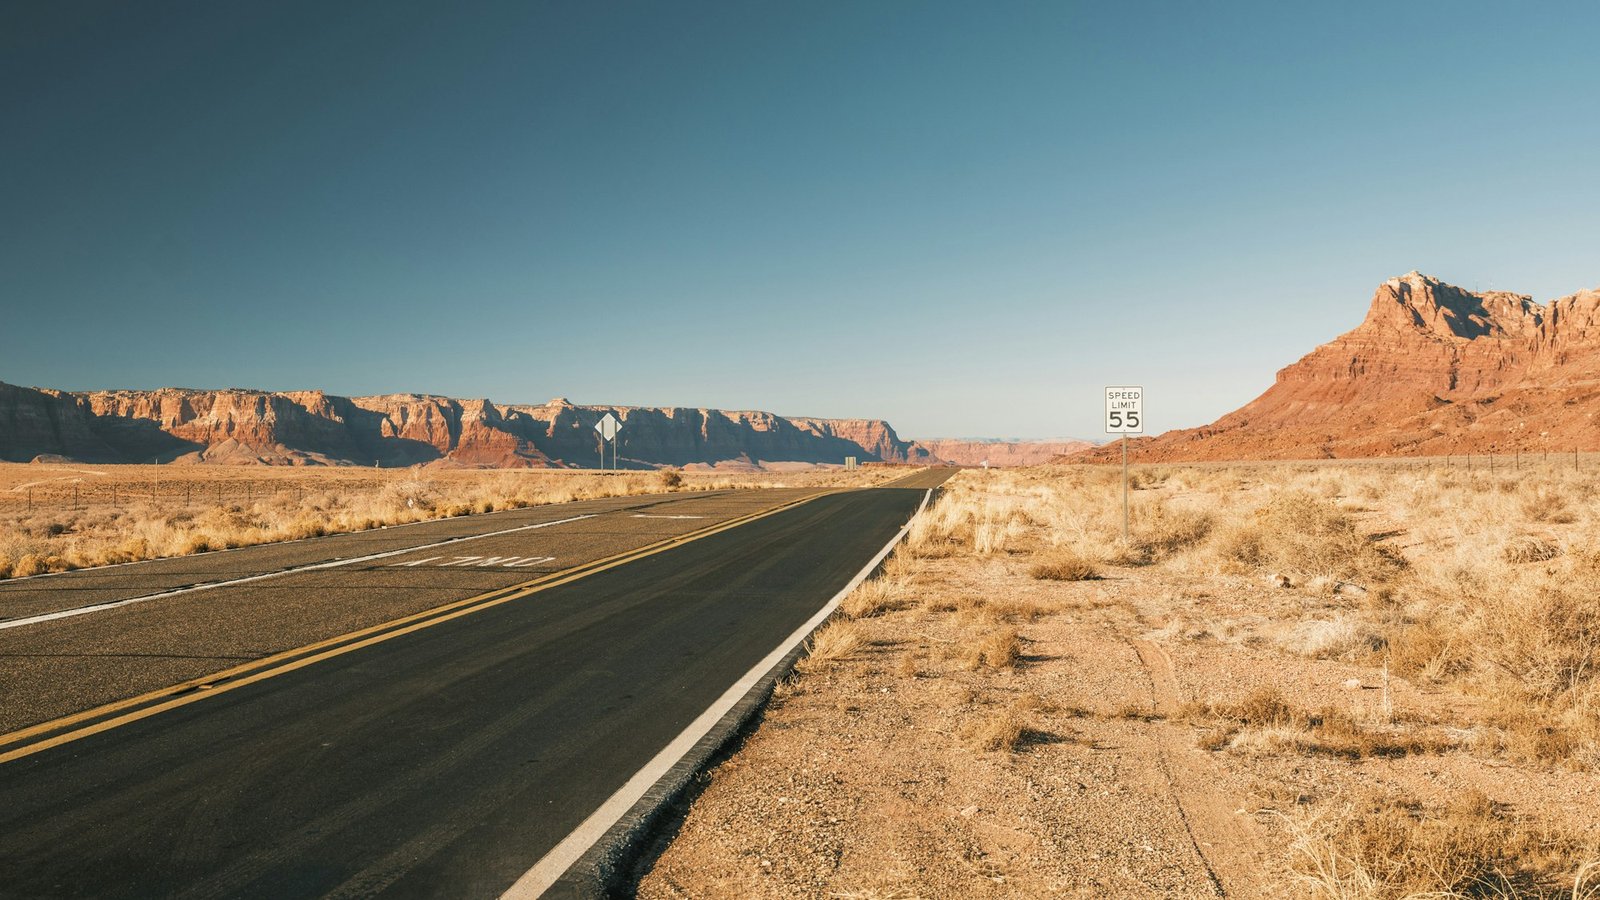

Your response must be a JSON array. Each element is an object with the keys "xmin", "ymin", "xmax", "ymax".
[
  {"xmin": 594, "ymin": 413, "xmax": 622, "ymax": 472},
  {"xmin": 1104, "ymin": 386, "xmax": 1144, "ymax": 543}
]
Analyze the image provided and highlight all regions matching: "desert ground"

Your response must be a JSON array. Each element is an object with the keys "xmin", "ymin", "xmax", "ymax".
[
  {"xmin": 638, "ymin": 461, "xmax": 1600, "ymax": 899},
  {"xmin": 0, "ymin": 462, "xmax": 903, "ymax": 581}
]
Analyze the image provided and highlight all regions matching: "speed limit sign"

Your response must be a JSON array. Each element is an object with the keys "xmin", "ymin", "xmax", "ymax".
[{"xmin": 1105, "ymin": 386, "xmax": 1143, "ymax": 434}]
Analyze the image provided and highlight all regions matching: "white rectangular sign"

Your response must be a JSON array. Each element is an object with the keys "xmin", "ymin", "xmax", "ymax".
[{"xmin": 1105, "ymin": 385, "xmax": 1143, "ymax": 434}]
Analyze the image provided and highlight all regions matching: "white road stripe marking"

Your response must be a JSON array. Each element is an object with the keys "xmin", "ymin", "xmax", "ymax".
[
  {"xmin": 0, "ymin": 514, "xmax": 599, "ymax": 632},
  {"xmin": 501, "ymin": 487, "xmax": 934, "ymax": 899},
  {"xmin": 629, "ymin": 514, "xmax": 705, "ymax": 519}
]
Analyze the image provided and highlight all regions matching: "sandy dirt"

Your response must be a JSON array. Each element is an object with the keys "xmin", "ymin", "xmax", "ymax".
[{"xmin": 635, "ymin": 467, "xmax": 1600, "ymax": 898}]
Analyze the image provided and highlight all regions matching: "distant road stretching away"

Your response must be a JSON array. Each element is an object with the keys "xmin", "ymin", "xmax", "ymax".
[{"xmin": 0, "ymin": 469, "xmax": 952, "ymax": 898}]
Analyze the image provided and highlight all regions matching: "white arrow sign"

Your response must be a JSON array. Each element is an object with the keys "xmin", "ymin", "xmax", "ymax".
[{"xmin": 594, "ymin": 412, "xmax": 621, "ymax": 441}]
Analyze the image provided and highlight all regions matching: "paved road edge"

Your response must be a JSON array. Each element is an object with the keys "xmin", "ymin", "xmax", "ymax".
[{"xmin": 505, "ymin": 486, "xmax": 935, "ymax": 900}]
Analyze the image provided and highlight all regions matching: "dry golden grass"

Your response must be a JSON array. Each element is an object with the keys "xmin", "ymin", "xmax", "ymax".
[
  {"xmin": 905, "ymin": 462, "xmax": 1600, "ymax": 771},
  {"xmin": 884, "ymin": 461, "xmax": 1600, "ymax": 885},
  {"xmin": 961, "ymin": 704, "xmax": 1028, "ymax": 753},
  {"xmin": 795, "ymin": 620, "xmax": 866, "ymax": 673},
  {"xmin": 961, "ymin": 627, "xmax": 1021, "ymax": 671},
  {"xmin": 0, "ymin": 463, "xmax": 896, "ymax": 580},
  {"xmin": 1028, "ymin": 550, "xmax": 1099, "ymax": 581},
  {"xmin": 1287, "ymin": 789, "xmax": 1600, "ymax": 899},
  {"xmin": 1185, "ymin": 688, "xmax": 1455, "ymax": 759}
]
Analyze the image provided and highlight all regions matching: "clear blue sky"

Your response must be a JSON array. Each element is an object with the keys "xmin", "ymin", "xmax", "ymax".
[{"xmin": 3, "ymin": 2, "xmax": 1597, "ymax": 439}]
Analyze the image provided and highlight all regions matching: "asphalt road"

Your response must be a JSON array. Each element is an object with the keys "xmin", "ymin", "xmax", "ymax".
[
  {"xmin": 0, "ymin": 488, "xmax": 821, "ymax": 733},
  {"xmin": 0, "ymin": 470, "xmax": 950, "ymax": 898},
  {"xmin": 0, "ymin": 490, "xmax": 805, "ymax": 623}
]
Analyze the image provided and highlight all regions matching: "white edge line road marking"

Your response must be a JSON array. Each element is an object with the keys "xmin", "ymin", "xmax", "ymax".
[
  {"xmin": 630, "ymin": 514, "xmax": 705, "ymax": 519},
  {"xmin": 0, "ymin": 489, "xmax": 729, "ymax": 586},
  {"xmin": 0, "ymin": 515, "xmax": 599, "ymax": 632},
  {"xmin": 502, "ymin": 487, "xmax": 934, "ymax": 899}
]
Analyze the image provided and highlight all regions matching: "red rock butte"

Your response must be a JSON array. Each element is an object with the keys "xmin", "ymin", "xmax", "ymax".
[{"xmin": 1090, "ymin": 272, "xmax": 1600, "ymax": 462}]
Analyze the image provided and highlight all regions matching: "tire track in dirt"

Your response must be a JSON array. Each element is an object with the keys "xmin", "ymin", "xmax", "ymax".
[{"xmin": 1130, "ymin": 637, "xmax": 1270, "ymax": 900}]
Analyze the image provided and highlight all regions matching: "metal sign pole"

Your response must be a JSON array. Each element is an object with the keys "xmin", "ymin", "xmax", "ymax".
[{"xmin": 1122, "ymin": 434, "xmax": 1129, "ymax": 543}]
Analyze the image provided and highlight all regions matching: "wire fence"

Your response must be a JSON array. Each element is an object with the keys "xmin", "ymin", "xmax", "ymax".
[{"xmin": 0, "ymin": 478, "xmax": 391, "ymax": 517}]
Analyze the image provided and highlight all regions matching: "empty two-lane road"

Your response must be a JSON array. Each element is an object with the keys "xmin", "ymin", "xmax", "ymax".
[{"xmin": 0, "ymin": 470, "xmax": 951, "ymax": 899}]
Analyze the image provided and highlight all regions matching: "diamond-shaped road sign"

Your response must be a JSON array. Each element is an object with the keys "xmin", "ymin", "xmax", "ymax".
[{"xmin": 594, "ymin": 412, "xmax": 621, "ymax": 441}]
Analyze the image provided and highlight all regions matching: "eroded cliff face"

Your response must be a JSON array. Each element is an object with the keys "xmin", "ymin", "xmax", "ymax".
[
  {"xmin": 1108, "ymin": 272, "xmax": 1600, "ymax": 461},
  {"xmin": 789, "ymin": 417, "xmax": 929, "ymax": 464},
  {"xmin": 510, "ymin": 402, "xmax": 918, "ymax": 468},
  {"xmin": 0, "ymin": 384, "xmax": 121, "ymax": 463},
  {"xmin": 0, "ymin": 384, "xmax": 922, "ymax": 468},
  {"xmin": 909, "ymin": 439, "xmax": 1094, "ymax": 467}
]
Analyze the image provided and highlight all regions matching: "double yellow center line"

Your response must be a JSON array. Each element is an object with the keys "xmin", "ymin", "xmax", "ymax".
[{"xmin": 0, "ymin": 489, "xmax": 839, "ymax": 766}]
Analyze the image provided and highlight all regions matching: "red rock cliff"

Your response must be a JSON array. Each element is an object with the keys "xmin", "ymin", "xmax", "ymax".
[
  {"xmin": 910, "ymin": 439, "xmax": 1095, "ymax": 466},
  {"xmin": 0, "ymin": 384, "xmax": 932, "ymax": 468},
  {"xmin": 1107, "ymin": 272, "xmax": 1600, "ymax": 461}
]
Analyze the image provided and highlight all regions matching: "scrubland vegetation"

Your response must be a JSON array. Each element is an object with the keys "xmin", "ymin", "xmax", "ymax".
[
  {"xmin": 0, "ymin": 463, "xmax": 894, "ymax": 580},
  {"xmin": 768, "ymin": 461, "xmax": 1600, "ymax": 899}
]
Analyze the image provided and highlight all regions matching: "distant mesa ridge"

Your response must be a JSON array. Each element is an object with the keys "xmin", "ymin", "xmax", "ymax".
[
  {"xmin": 0, "ymin": 382, "xmax": 1087, "ymax": 469},
  {"xmin": 1091, "ymin": 271, "xmax": 1600, "ymax": 462}
]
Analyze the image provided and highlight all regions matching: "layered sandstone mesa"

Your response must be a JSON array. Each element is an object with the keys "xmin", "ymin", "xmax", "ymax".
[
  {"xmin": 347, "ymin": 395, "xmax": 551, "ymax": 468},
  {"xmin": 510, "ymin": 401, "xmax": 917, "ymax": 468},
  {"xmin": 0, "ymin": 383, "xmax": 120, "ymax": 463},
  {"xmin": 1112, "ymin": 272, "xmax": 1600, "ymax": 461},
  {"xmin": 0, "ymin": 382, "xmax": 931, "ymax": 468},
  {"xmin": 789, "ymin": 417, "xmax": 929, "ymax": 464},
  {"xmin": 910, "ymin": 438, "xmax": 1095, "ymax": 466}
]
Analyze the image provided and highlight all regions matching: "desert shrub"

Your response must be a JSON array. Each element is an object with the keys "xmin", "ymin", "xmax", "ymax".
[
  {"xmin": 961, "ymin": 705, "xmax": 1027, "ymax": 753},
  {"xmin": 1127, "ymin": 501, "xmax": 1212, "ymax": 562},
  {"xmin": 840, "ymin": 580, "xmax": 905, "ymax": 618},
  {"xmin": 1280, "ymin": 615, "xmax": 1385, "ymax": 660},
  {"xmin": 1190, "ymin": 688, "xmax": 1453, "ymax": 759},
  {"xmin": 1029, "ymin": 551, "xmax": 1099, "ymax": 581},
  {"xmin": 1212, "ymin": 492, "xmax": 1402, "ymax": 585},
  {"xmin": 795, "ymin": 620, "xmax": 865, "ymax": 673},
  {"xmin": 1476, "ymin": 583, "xmax": 1600, "ymax": 703},
  {"xmin": 1503, "ymin": 536, "xmax": 1561, "ymax": 564},
  {"xmin": 963, "ymin": 627, "xmax": 1021, "ymax": 671},
  {"xmin": 12, "ymin": 553, "xmax": 46, "ymax": 578},
  {"xmin": 659, "ymin": 468, "xmax": 684, "ymax": 489},
  {"xmin": 1388, "ymin": 619, "xmax": 1471, "ymax": 683},
  {"xmin": 1288, "ymin": 790, "xmax": 1594, "ymax": 899}
]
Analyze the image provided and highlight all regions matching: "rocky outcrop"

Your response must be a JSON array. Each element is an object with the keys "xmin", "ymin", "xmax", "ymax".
[
  {"xmin": 0, "ymin": 384, "xmax": 122, "ymax": 463},
  {"xmin": 1096, "ymin": 272, "xmax": 1600, "ymax": 461},
  {"xmin": 508, "ymin": 402, "xmax": 918, "ymax": 469},
  {"xmin": 0, "ymin": 384, "xmax": 930, "ymax": 469},
  {"xmin": 910, "ymin": 439, "xmax": 1095, "ymax": 467},
  {"xmin": 790, "ymin": 418, "xmax": 932, "ymax": 464}
]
